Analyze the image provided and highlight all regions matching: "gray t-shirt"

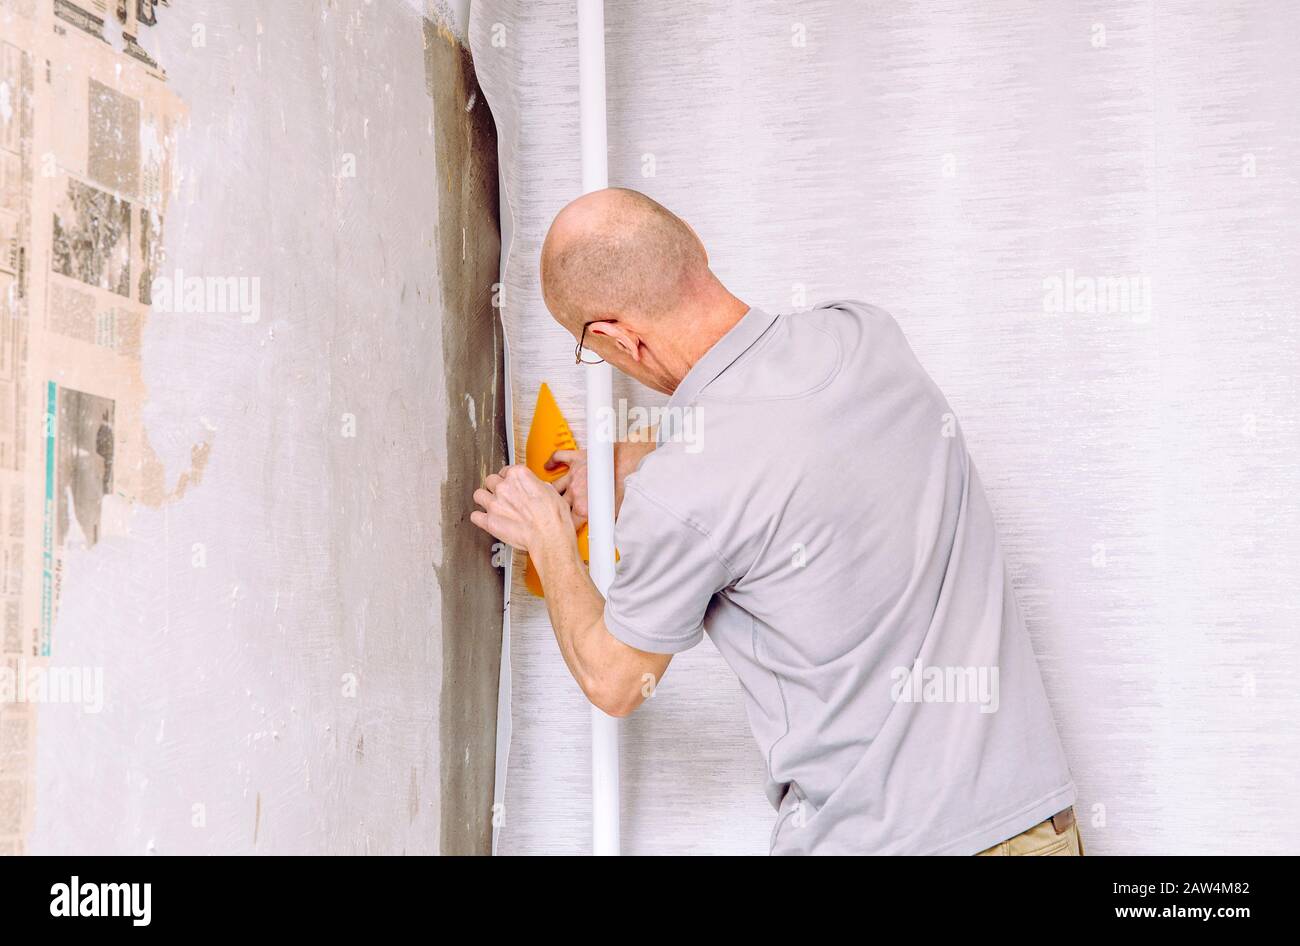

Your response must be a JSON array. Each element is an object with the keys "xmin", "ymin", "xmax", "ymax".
[{"xmin": 603, "ymin": 301, "xmax": 1075, "ymax": 855}]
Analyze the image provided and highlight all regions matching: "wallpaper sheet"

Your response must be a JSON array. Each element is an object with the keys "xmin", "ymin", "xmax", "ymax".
[{"xmin": 471, "ymin": 0, "xmax": 1300, "ymax": 855}]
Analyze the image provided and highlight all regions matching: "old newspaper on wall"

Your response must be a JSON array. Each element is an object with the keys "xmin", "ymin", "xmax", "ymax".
[{"xmin": 0, "ymin": 0, "xmax": 184, "ymax": 854}]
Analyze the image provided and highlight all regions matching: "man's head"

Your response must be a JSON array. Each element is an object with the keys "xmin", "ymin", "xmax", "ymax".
[{"xmin": 540, "ymin": 188, "xmax": 746, "ymax": 394}]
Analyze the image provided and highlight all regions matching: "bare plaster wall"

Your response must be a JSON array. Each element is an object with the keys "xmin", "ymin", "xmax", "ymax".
[{"xmin": 26, "ymin": 0, "xmax": 503, "ymax": 854}]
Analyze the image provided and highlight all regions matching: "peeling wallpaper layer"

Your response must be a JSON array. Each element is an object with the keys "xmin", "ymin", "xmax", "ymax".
[
  {"xmin": 473, "ymin": 0, "xmax": 1300, "ymax": 854},
  {"xmin": 4, "ymin": 0, "xmax": 503, "ymax": 854}
]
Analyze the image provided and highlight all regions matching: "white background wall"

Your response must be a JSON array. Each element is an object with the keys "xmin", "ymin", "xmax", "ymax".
[{"xmin": 475, "ymin": 0, "xmax": 1300, "ymax": 855}]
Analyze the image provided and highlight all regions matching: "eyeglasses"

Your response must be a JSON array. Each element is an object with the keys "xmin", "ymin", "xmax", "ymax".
[{"xmin": 575, "ymin": 321, "xmax": 605, "ymax": 365}]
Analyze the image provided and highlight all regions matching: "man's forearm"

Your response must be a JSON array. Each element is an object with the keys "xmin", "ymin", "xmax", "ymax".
[
  {"xmin": 469, "ymin": 462, "xmax": 667, "ymax": 715},
  {"xmin": 534, "ymin": 527, "xmax": 604, "ymax": 689},
  {"xmin": 531, "ymin": 521, "xmax": 667, "ymax": 717},
  {"xmin": 614, "ymin": 437, "xmax": 657, "ymax": 515}
]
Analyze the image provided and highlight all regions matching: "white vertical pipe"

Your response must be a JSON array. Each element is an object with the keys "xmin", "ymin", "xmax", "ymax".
[{"xmin": 577, "ymin": 0, "xmax": 620, "ymax": 857}]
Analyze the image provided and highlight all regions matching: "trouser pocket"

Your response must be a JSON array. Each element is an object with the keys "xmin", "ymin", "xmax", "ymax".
[{"xmin": 978, "ymin": 808, "xmax": 1083, "ymax": 856}]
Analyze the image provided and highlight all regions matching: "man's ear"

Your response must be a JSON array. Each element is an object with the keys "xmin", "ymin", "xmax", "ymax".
[{"xmin": 589, "ymin": 321, "xmax": 642, "ymax": 362}]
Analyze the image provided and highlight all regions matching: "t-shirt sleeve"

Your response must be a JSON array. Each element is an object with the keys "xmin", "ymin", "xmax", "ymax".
[{"xmin": 602, "ymin": 482, "xmax": 735, "ymax": 654}]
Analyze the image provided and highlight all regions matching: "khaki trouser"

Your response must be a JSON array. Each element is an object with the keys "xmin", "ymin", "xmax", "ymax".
[{"xmin": 976, "ymin": 807, "xmax": 1085, "ymax": 856}]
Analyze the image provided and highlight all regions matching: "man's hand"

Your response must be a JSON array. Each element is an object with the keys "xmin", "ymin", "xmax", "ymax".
[
  {"xmin": 471, "ymin": 465, "xmax": 573, "ymax": 553},
  {"xmin": 547, "ymin": 449, "xmax": 589, "ymax": 528},
  {"xmin": 548, "ymin": 435, "xmax": 658, "ymax": 526}
]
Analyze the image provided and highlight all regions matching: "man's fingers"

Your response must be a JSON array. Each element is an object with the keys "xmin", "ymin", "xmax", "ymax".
[
  {"xmin": 472, "ymin": 487, "xmax": 495, "ymax": 510},
  {"xmin": 553, "ymin": 473, "xmax": 571, "ymax": 493},
  {"xmin": 546, "ymin": 449, "xmax": 581, "ymax": 470},
  {"xmin": 469, "ymin": 510, "xmax": 489, "ymax": 531},
  {"xmin": 481, "ymin": 464, "xmax": 530, "ymax": 499}
]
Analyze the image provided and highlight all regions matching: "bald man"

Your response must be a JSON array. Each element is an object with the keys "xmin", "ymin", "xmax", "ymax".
[{"xmin": 471, "ymin": 188, "xmax": 1079, "ymax": 856}]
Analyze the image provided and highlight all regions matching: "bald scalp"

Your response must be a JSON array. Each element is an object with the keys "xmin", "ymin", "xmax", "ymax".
[{"xmin": 540, "ymin": 188, "xmax": 709, "ymax": 329}]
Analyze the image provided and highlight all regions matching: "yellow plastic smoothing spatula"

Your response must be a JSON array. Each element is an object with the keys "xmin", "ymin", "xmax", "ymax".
[{"xmin": 524, "ymin": 383, "xmax": 592, "ymax": 596}]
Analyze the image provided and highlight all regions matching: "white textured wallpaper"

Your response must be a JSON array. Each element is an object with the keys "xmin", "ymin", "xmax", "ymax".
[{"xmin": 471, "ymin": 0, "xmax": 1300, "ymax": 855}]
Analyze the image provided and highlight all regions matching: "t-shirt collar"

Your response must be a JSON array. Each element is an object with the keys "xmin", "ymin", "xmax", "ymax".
[{"xmin": 666, "ymin": 306, "xmax": 779, "ymax": 412}]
